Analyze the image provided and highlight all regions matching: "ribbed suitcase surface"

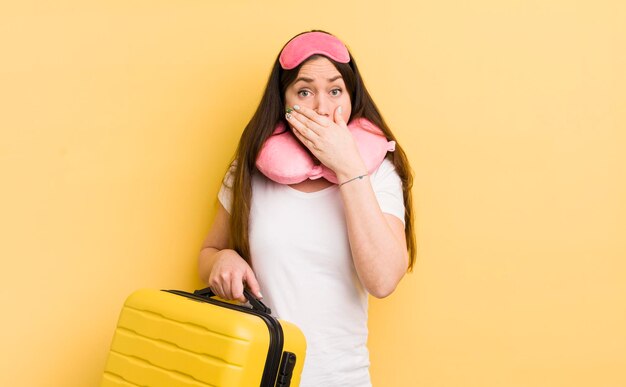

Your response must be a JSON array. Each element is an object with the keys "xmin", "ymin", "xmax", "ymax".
[{"xmin": 101, "ymin": 289, "xmax": 306, "ymax": 387}]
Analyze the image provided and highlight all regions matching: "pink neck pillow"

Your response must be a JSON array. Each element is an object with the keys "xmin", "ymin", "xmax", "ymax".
[{"xmin": 256, "ymin": 118, "xmax": 396, "ymax": 185}]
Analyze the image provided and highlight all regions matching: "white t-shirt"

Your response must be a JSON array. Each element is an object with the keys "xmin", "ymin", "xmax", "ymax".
[{"xmin": 218, "ymin": 158, "xmax": 405, "ymax": 387}]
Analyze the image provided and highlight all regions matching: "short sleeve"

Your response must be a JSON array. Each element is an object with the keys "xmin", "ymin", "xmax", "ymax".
[
  {"xmin": 370, "ymin": 158, "xmax": 406, "ymax": 225},
  {"xmin": 217, "ymin": 162, "xmax": 237, "ymax": 214}
]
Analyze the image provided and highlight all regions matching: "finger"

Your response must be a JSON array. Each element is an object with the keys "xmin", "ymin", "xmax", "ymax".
[
  {"xmin": 244, "ymin": 268, "xmax": 263, "ymax": 299},
  {"xmin": 220, "ymin": 275, "xmax": 233, "ymax": 300},
  {"xmin": 333, "ymin": 105, "xmax": 346, "ymax": 126},
  {"xmin": 209, "ymin": 278, "xmax": 226, "ymax": 300},
  {"xmin": 292, "ymin": 105, "xmax": 332, "ymax": 129},
  {"xmin": 231, "ymin": 274, "xmax": 246, "ymax": 303},
  {"xmin": 286, "ymin": 112, "xmax": 319, "ymax": 140},
  {"xmin": 291, "ymin": 124, "xmax": 318, "ymax": 152}
]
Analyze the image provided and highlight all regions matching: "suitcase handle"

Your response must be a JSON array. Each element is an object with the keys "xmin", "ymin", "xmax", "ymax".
[{"xmin": 193, "ymin": 287, "xmax": 271, "ymax": 314}]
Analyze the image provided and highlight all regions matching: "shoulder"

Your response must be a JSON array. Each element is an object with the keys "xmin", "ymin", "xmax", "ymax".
[
  {"xmin": 217, "ymin": 160, "xmax": 239, "ymax": 213},
  {"xmin": 369, "ymin": 157, "xmax": 405, "ymax": 225},
  {"xmin": 221, "ymin": 160, "xmax": 238, "ymax": 187},
  {"xmin": 370, "ymin": 157, "xmax": 400, "ymax": 183}
]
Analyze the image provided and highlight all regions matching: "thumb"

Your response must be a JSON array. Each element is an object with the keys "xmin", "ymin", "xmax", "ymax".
[
  {"xmin": 334, "ymin": 105, "xmax": 346, "ymax": 126},
  {"xmin": 244, "ymin": 268, "xmax": 263, "ymax": 300}
]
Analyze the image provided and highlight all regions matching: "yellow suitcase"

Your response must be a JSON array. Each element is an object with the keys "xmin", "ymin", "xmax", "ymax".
[{"xmin": 101, "ymin": 288, "xmax": 306, "ymax": 387}]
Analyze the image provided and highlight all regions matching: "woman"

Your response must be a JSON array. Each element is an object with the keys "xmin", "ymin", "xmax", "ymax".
[{"xmin": 199, "ymin": 30, "xmax": 416, "ymax": 386}]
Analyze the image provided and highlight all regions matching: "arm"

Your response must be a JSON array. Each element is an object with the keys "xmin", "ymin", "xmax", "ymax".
[
  {"xmin": 199, "ymin": 202, "xmax": 263, "ymax": 302},
  {"xmin": 287, "ymin": 106, "xmax": 408, "ymax": 298},
  {"xmin": 338, "ymin": 176, "xmax": 408, "ymax": 298}
]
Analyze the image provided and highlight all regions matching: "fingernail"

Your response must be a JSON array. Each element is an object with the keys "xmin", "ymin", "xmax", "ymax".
[
  {"xmin": 286, "ymin": 107, "xmax": 293, "ymax": 113},
  {"xmin": 337, "ymin": 106, "xmax": 343, "ymax": 114},
  {"xmin": 286, "ymin": 113, "xmax": 292, "ymax": 119},
  {"xmin": 257, "ymin": 292, "xmax": 263, "ymax": 299},
  {"xmin": 293, "ymin": 105, "xmax": 300, "ymax": 110}
]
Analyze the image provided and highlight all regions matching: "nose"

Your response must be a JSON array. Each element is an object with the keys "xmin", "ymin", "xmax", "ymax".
[{"xmin": 313, "ymin": 94, "xmax": 331, "ymax": 117}]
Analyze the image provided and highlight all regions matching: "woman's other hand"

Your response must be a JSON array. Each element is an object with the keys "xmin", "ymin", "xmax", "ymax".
[
  {"xmin": 287, "ymin": 105, "xmax": 366, "ymax": 180},
  {"xmin": 207, "ymin": 249, "xmax": 262, "ymax": 303},
  {"xmin": 199, "ymin": 203, "xmax": 262, "ymax": 303}
]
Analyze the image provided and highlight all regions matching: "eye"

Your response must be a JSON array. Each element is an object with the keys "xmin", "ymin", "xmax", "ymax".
[
  {"xmin": 330, "ymin": 88, "xmax": 342, "ymax": 97},
  {"xmin": 298, "ymin": 90, "xmax": 312, "ymax": 97}
]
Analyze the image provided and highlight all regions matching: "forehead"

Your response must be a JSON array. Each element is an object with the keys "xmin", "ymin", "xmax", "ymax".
[{"xmin": 296, "ymin": 56, "xmax": 341, "ymax": 79}]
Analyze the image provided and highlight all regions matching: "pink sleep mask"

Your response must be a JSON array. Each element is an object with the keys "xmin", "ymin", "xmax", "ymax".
[
  {"xmin": 279, "ymin": 31, "xmax": 350, "ymax": 70},
  {"xmin": 256, "ymin": 118, "xmax": 396, "ymax": 185}
]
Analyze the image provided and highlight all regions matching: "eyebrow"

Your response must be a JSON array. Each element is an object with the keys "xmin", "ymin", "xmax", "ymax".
[{"xmin": 294, "ymin": 75, "xmax": 343, "ymax": 84}]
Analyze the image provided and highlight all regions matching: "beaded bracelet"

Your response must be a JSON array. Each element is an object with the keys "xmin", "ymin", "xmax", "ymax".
[{"xmin": 338, "ymin": 174, "xmax": 367, "ymax": 187}]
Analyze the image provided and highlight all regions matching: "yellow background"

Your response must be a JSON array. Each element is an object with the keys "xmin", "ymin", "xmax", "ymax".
[{"xmin": 1, "ymin": 1, "xmax": 625, "ymax": 386}]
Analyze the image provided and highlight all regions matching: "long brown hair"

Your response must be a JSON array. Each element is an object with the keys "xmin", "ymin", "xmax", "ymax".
[{"xmin": 227, "ymin": 31, "xmax": 416, "ymax": 270}]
